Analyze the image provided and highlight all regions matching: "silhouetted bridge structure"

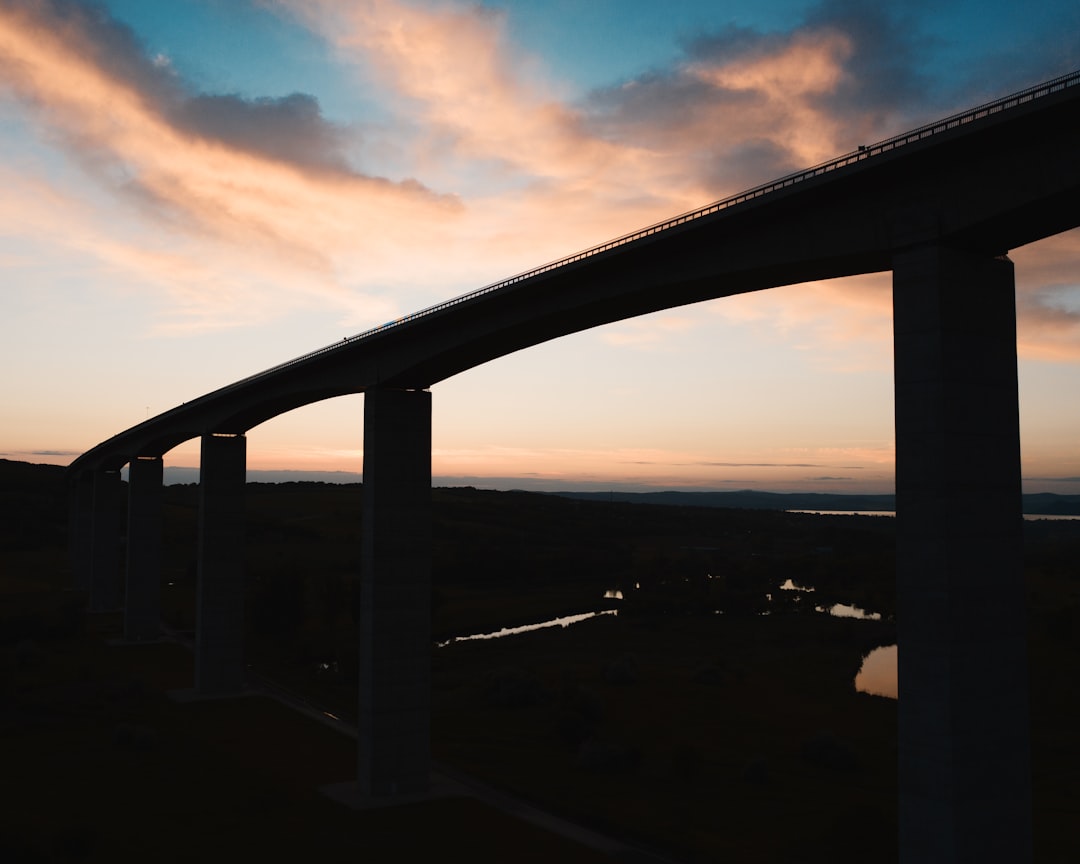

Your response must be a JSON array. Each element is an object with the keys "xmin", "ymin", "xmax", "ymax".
[{"xmin": 69, "ymin": 70, "xmax": 1080, "ymax": 863}]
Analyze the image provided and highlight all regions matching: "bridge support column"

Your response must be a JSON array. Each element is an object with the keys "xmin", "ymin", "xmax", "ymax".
[
  {"xmin": 195, "ymin": 434, "xmax": 247, "ymax": 695},
  {"xmin": 89, "ymin": 468, "xmax": 123, "ymax": 612},
  {"xmin": 125, "ymin": 456, "xmax": 163, "ymax": 642},
  {"xmin": 358, "ymin": 388, "xmax": 432, "ymax": 797},
  {"xmin": 892, "ymin": 245, "xmax": 1031, "ymax": 863}
]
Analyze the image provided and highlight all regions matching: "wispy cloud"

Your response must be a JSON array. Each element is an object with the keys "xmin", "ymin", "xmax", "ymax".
[
  {"xmin": 1014, "ymin": 233, "xmax": 1080, "ymax": 361},
  {"xmin": 695, "ymin": 461, "xmax": 824, "ymax": 469},
  {"xmin": 599, "ymin": 315, "xmax": 699, "ymax": 348},
  {"xmin": 0, "ymin": 0, "xmax": 459, "ymax": 331},
  {"xmin": 2, "ymin": 0, "xmax": 1077, "ymax": 365}
]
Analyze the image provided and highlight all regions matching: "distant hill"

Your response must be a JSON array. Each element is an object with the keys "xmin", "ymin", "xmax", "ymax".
[
  {"xmin": 3, "ymin": 459, "xmax": 1078, "ymax": 515},
  {"xmin": 551, "ymin": 489, "xmax": 895, "ymax": 512},
  {"xmin": 1019, "ymin": 492, "xmax": 1080, "ymax": 516},
  {"xmin": 551, "ymin": 488, "xmax": 1080, "ymax": 516},
  {"xmin": 0, "ymin": 459, "xmax": 68, "ymax": 565}
]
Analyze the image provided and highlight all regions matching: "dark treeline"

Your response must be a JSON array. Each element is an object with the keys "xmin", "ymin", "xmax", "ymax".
[
  {"xmin": 3, "ymin": 459, "xmax": 1080, "ymax": 862},
  {"xmin": 554, "ymin": 487, "xmax": 1080, "ymax": 515}
]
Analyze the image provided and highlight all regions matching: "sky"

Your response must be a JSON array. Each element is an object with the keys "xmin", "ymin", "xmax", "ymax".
[{"xmin": 1, "ymin": 0, "xmax": 1078, "ymax": 494}]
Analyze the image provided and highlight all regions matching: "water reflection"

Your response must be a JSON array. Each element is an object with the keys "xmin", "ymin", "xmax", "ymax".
[
  {"xmin": 816, "ymin": 603, "xmax": 881, "ymax": 620},
  {"xmin": 779, "ymin": 578, "xmax": 814, "ymax": 593},
  {"xmin": 437, "ymin": 609, "xmax": 618, "ymax": 647},
  {"xmin": 436, "ymin": 591, "xmax": 900, "ymax": 703},
  {"xmin": 855, "ymin": 644, "xmax": 897, "ymax": 699},
  {"xmin": 788, "ymin": 509, "xmax": 895, "ymax": 517}
]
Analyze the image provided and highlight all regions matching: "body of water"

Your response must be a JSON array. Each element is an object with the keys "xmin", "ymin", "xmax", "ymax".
[
  {"xmin": 440, "ymin": 587, "xmax": 900, "ymax": 699},
  {"xmin": 855, "ymin": 645, "xmax": 897, "ymax": 699},
  {"xmin": 788, "ymin": 509, "xmax": 895, "ymax": 517},
  {"xmin": 817, "ymin": 603, "xmax": 882, "ymax": 621},
  {"xmin": 790, "ymin": 509, "xmax": 1080, "ymax": 521},
  {"xmin": 436, "ymin": 609, "xmax": 618, "ymax": 647}
]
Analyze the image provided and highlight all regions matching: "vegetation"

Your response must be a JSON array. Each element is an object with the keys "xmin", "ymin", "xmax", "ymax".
[{"xmin": 2, "ymin": 458, "xmax": 1078, "ymax": 862}]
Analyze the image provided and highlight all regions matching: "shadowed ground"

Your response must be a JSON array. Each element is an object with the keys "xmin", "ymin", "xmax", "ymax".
[
  {"xmin": 3, "ymin": 461, "xmax": 1078, "ymax": 861},
  {"xmin": 0, "ymin": 601, "xmax": 619, "ymax": 863}
]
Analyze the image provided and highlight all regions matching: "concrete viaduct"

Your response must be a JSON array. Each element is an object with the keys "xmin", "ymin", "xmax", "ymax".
[{"xmin": 68, "ymin": 71, "xmax": 1080, "ymax": 862}]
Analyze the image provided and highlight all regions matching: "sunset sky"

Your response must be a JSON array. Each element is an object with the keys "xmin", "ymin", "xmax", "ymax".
[{"xmin": 2, "ymin": 0, "xmax": 1078, "ymax": 493}]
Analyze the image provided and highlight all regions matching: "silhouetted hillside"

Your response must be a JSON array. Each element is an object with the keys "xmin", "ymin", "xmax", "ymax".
[
  {"xmin": 3, "ymin": 458, "xmax": 1080, "ymax": 862},
  {"xmin": 0, "ymin": 458, "xmax": 68, "ymax": 580},
  {"xmin": 553, "ymin": 487, "xmax": 1080, "ymax": 515}
]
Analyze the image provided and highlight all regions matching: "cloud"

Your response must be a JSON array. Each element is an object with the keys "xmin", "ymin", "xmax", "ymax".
[
  {"xmin": 170, "ymin": 92, "xmax": 353, "ymax": 174},
  {"xmin": 583, "ymin": 2, "xmax": 941, "ymax": 198},
  {"xmin": 697, "ymin": 462, "xmax": 823, "ymax": 468},
  {"xmin": 1014, "ymin": 232, "xmax": 1080, "ymax": 361},
  {"xmin": 2, "ymin": 0, "xmax": 1077, "ymax": 365},
  {"xmin": 705, "ymin": 273, "xmax": 893, "ymax": 372},
  {"xmin": 0, "ymin": 0, "xmax": 372, "ymax": 180},
  {"xmin": 0, "ymin": 163, "xmax": 400, "ymax": 334},
  {"xmin": 705, "ymin": 234, "xmax": 1080, "ymax": 368},
  {"xmin": 0, "ymin": 0, "xmax": 462, "ymax": 331},
  {"xmin": 797, "ymin": 0, "xmax": 932, "ymax": 115},
  {"xmin": 599, "ymin": 315, "xmax": 699, "ymax": 348},
  {"xmin": 271, "ymin": 0, "xmax": 706, "ymax": 269},
  {"xmin": 274, "ymin": 1, "xmax": 623, "ymax": 182}
]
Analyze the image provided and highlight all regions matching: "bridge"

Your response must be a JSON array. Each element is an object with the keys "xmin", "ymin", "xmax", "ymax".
[{"xmin": 68, "ymin": 70, "xmax": 1080, "ymax": 862}]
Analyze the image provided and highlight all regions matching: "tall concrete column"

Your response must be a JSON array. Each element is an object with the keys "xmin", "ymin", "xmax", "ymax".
[
  {"xmin": 69, "ymin": 471, "xmax": 95, "ymax": 595},
  {"xmin": 89, "ymin": 468, "xmax": 124, "ymax": 612},
  {"xmin": 359, "ymin": 388, "xmax": 432, "ymax": 797},
  {"xmin": 892, "ymin": 244, "xmax": 1031, "ymax": 863},
  {"xmin": 125, "ymin": 456, "xmax": 163, "ymax": 642},
  {"xmin": 196, "ymin": 433, "xmax": 247, "ymax": 695}
]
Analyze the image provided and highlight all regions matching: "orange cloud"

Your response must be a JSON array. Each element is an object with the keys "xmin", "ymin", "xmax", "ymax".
[
  {"xmin": 1014, "ymin": 232, "xmax": 1080, "ymax": 362},
  {"xmin": 705, "ymin": 230, "xmax": 1080, "ymax": 369},
  {"xmin": 270, "ymin": 0, "xmax": 953, "ymax": 291},
  {"xmin": 0, "ymin": 1, "xmax": 464, "ymax": 330},
  {"xmin": 428, "ymin": 440, "xmax": 896, "ymax": 492},
  {"xmin": 706, "ymin": 274, "xmax": 893, "ymax": 374},
  {"xmin": 275, "ymin": 0, "xmax": 648, "ymax": 185},
  {"xmin": 599, "ymin": 315, "xmax": 701, "ymax": 349},
  {"xmin": 3, "ymin": 0, "xmax": 1076, "ymax": 372},
  {"xmin": 689, "ymin": 29, "xmax": 854, "ymax": 168}
]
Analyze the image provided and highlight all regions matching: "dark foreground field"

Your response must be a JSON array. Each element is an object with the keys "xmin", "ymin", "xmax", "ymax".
[{"xmin": 2, "ymin": 459, "xmax": 1079, "ymax": 861}]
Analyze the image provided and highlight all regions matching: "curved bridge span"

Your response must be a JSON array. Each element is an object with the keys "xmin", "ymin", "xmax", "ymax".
[
  {"xmin": 69, "ymin": 71, "xmax": 1080, "ymax": 863},
  {"xmin": 70, "ymin": 70, "xmax": 1079, "ymax": 469}
]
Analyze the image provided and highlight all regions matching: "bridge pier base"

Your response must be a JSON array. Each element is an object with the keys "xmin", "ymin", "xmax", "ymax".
[
  {"xmin": 89, "ymin": 468, "xmax": 123, "ymax": 612},
  {"xmin": 195, "ymin": 434, "xmax": 247, "ymax": 695},
  {"xmin": 358, "ymin": 388, "xmax": 432, "ymax": 798},
  {"xmin": 125, "ymin": 456, "xmax": 163, "ymax": 642},
  {"xmin": 893, "ymin": 245, "xmax": 1031, "ymax": 863}
]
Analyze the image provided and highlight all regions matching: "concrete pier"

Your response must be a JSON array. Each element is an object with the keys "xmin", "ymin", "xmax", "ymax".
[
  {"xmin": 89, "ymin": 468, "xmax": 123, "ymax": 612},
  {"xmin": 358, "ymin": 388, "xmax": 432, "ymax": 797},
  {"xmin": 125, "ymin": 456, "xmax": 164, "ymax": 642},
  {"xmin": 195, "ymin": 434, "xmax": 247, "ymax": 695},
  {"xmin": 892, "ymin": 245, "xmax": 1031, "ymax": 863}
]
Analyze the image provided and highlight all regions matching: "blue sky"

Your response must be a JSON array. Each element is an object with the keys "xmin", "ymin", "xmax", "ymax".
[{"xmin": 1, "ymin": 0, "xmax": 1078, "ymax": 492}]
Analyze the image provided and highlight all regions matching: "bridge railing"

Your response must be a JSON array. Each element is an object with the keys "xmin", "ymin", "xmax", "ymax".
[{"xmin": 223, "ymin": 69, "xmax": 1080, "ymax": 393}]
